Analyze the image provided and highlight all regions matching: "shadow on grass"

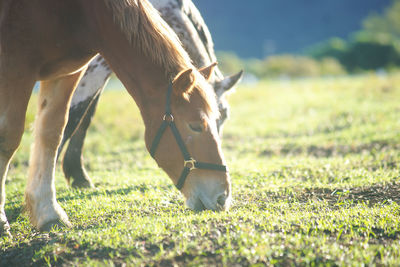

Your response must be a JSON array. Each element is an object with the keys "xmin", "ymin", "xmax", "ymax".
[
  {"xmin": 59, "ymin": 183, "xmax": 175, "ymax": 201},
  {"xmin": 3, "ymin": 206, "xmax": 24, "ymax": 225},
  {"xmin": 0, "ymin": 233, "xmax": 212, "ymax": 267},
  {"xmin": 1, "ymin": 234, "xmax": 54, "ymax": 267},
  {"xmin": 236, "ymin": 180, "xmax": 400, "ymax": 243},
  {"xmin": 0, "ymin": 234, "xmax": 137, "ymax": 267},
  {"xmin": 4, "ymin": 183, "xmax": 175, "ymax": 225},
  {"xmin": 250, "ymin": 179, "xmax": 400, "ymax": 207},
  {"xmin": 296, "ymin": 180, "xmax": 400, "ymax": 206},
  {"xmin": 261, "ymin": 140, "xmax": 400, "ymax": 158},
  {"xmin": 58, "ymin": 183, "xmax": 154, "ymax": 201},
  {"xmin": 2, "ymin": 181, "xmax": 399, "ymax": 266}
]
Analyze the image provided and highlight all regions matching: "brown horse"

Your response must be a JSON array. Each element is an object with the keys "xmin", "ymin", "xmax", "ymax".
[{"xmin": 0, "ymin": 0, "xmax": 231, "ymax": 236}]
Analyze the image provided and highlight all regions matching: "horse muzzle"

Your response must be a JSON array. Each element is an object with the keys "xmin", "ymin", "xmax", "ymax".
[{"xmin": 185, "ymin": 175, "xmax": 232, "ymax": 211}]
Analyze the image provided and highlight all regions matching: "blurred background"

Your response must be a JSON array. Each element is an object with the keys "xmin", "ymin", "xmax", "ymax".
[{"xmin": 194, "ymin": 0, "xmax": 400, "ymax": 80}]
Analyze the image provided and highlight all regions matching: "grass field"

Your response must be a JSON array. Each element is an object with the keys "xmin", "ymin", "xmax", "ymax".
[{"xmin": 1, "ymin": 73, "xmax": 400, "ymax": 266}]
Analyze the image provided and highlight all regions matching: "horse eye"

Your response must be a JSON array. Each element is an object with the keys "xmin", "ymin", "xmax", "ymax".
[{"xmin": 189, "ymin": 123, "xmax": 203, "ymax": 133}]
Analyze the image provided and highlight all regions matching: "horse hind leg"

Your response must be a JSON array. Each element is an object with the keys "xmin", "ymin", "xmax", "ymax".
[
  {"xmin": 25, "ymin": 70, "xmax": 86, "ymax": 231},
  {"xmin": 0, "ymin": 71, "xmax": 35, "ymax": 236},
  {"xmin": 62, "ymin": 92, "xmax": 101, "ymax": 188},
  {"xmin": 58, "ymin": 55, "xmax": 111, "ymax": 188}
]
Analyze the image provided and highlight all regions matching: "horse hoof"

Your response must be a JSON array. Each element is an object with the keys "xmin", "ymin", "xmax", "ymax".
[
  {"xmin": 39, "ymin": 219, "xmax": 71, "ymax": 232},
  {"xmin": 1, "ymin": 211, "xmax": 11, "ymax": 237},
  {"xmin": 66, "ymin": 167, "xmax": 95, "ymax": 189},
  {"xmin": 0, "ymin": 221, "xmax": 11, "ymax": 238},
  {"xmin": 0, "ymin": 226, "xmax": 12, "ymax": 238},
  {"xmin": 71, "ymin": 177, "xmax": 94, "ymax": 189},
  {"xmin": 0, "ymin": 229, "xmax": 12, "ymax": 238}
]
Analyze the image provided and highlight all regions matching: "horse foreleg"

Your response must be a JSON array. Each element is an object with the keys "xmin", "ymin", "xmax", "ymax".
[
  {"xmin": 0, "ymin": 72, "xmax": 35, "ymax": 236},
  {"xmin": 25, "ymin": 70, "xmax": 86, "ymax": 231}
]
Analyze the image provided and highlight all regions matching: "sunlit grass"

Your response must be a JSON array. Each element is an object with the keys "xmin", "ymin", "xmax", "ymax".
[{"xmin": 1, "ymin": 73, "xmax": 400, "ymax": 266}]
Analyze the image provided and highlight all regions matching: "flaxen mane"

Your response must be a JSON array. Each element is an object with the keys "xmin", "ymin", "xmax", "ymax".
[
  {"xmin": 103, "ymin": 0, "xmax": 191, "ymax": 75},
  {"xmin": 103, "ymin": 0, "xmax": 218, "ymax": 118}
]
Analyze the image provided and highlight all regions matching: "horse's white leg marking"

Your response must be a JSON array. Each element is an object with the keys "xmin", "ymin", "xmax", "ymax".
[
  {"xmin": 25, "ymin": 70, "xmax": 86, "ymax": 230},
  {"xmin": 70, "ymin": 55, "xmax": 112, "ymax": 108},
  {"xmin": 0, "ymin": 155, "xmax": 11, "ymax": 236},
  {"xmin": 0, "ymin": 126, "xmax": 12, "ymax": 232}
]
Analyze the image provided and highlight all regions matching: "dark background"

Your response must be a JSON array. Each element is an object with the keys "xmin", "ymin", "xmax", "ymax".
[{"xmin": 194, "ymin": 0, "xmax": 391, "ymax": 58}]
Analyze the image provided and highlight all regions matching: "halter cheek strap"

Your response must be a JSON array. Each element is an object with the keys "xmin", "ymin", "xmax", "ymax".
[{"xmin": 150, "ymin": 82, "xmax": 228, "ymax": 190}]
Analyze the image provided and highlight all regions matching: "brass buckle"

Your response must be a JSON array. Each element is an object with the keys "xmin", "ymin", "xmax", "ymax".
[
  {"xmin": 163, "ymin": 113, "xmax": 174, "ymax": 122},
  {"xmin": 184, "ymin": 158, "xmax": 197, "ymax": 170}
]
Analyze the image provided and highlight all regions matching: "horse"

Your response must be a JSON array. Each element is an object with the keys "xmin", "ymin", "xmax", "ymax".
[
  {"xmin": 58, "ymin": 0, "xmax": 243, "ymax": 189},
  {"xmin": 0, "ymin": 0, "xmax": 231, "ymax": 237}
]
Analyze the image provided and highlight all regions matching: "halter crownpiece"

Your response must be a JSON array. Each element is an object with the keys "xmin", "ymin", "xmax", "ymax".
[{"xmin": 150, "ymin": 82, "xmax": 228, "ymax": 190}]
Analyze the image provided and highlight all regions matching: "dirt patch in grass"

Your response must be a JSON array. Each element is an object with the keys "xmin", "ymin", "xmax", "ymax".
[
  {"xmin": 298, "ymin": 180, "xmax": 400, "ymax": 206},
  {"xmin": 254, "ymin": 180, "xmax": 400, "ymax": 207},
  {"xmin": 2, "ymin": 181, "xmax": 399, "ymax": 266},
  {"xmin": 1, "ymin": 235, "xmax": 226, "ymax": 267},
  {"xmin": 261, "ymin": 140, "xmax": 400, "ymax": 158},
  {"xmin": 1, "ymin": 233, "xmax": 57, "ymax": 267}
]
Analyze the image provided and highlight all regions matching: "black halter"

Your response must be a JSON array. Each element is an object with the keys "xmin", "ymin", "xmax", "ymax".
[{"xmin": 150, "ymin": 82, "xmax": 228, "ymax": 190}]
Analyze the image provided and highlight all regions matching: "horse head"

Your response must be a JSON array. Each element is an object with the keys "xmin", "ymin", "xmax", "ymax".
[{"xmin": 145, "ymin": 63, "xmax": 231, "ymax": 211}]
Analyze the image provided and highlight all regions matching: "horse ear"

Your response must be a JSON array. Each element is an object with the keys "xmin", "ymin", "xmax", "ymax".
[
  {"xmin": 216, "ymin": 70, "xmax": 243, "ymax": 95},
  {"xmin": 199, "ymin": 62, "xmax": 218, "ymax": 81},
  {"xmin": 173, "ymin": 69, "xmax": 195, "ymax": 99}
]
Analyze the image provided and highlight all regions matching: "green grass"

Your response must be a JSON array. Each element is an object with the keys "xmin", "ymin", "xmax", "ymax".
[{"xmin": 1, "ymin": 73, "xmax": 400, "ymax": 266}]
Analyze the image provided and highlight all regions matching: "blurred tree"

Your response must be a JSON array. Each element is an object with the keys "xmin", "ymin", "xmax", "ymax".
[
  {"xmin": 215, "ymin": 51, "xmax": 244, "ymax": 75},
  {"xmin": 307, "ymin": 38, "xmax": 348, "ymax": 62},
  {"xmin": 261, "ymin": 55, "xmax": 319, "ymax": 77},
  {"xmin": 343, "ymin": 33, "xmax": 400, "ymax": 70},
  {"xmin": 362, "ymin": 0, "xmax": 400, "ymax": 39},
  {"xmin": 307, "ymin": 0, "xmax": 400, "ymax": 71},
  {"xmin": 241, "ymin": 55, "xmax": 345, "ymax": 78},
  {"xmin": 319, "ymin": 58, "xmax": 346, "ymax": 76}
]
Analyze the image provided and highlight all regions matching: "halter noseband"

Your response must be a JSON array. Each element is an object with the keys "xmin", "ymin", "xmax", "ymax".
[{"xmin": 150, "ymin": 82, "xmax": 228, "ymax": 190}]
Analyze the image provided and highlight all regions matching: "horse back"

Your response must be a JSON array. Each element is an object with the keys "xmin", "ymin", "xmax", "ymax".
[{"xmin": 0, "ymin": 0, "xmax": 96, "ymax": 80}]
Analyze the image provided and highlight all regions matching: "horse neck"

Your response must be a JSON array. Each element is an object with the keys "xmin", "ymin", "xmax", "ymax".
[{"xmin": 88, "ymin": 1, "xmax": 185, "ymax": 121}]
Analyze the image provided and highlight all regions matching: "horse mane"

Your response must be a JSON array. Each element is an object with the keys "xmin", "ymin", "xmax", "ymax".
[
  {"xmin": 103, "ymin": 0, "xmax": 218, "ymax": 117},
  {"xmin": 103, "ymin": 0, "xmax": 191, "ymax": 75}
]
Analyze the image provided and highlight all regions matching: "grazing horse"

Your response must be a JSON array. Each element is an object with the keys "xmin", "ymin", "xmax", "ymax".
[
  {"xmin": 59, "ymin": 0, "xmax": 243, "ymax": 189},
  {"xmin": 0, "ymin": 0, "xmax": 231, "ymax": 236}
]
